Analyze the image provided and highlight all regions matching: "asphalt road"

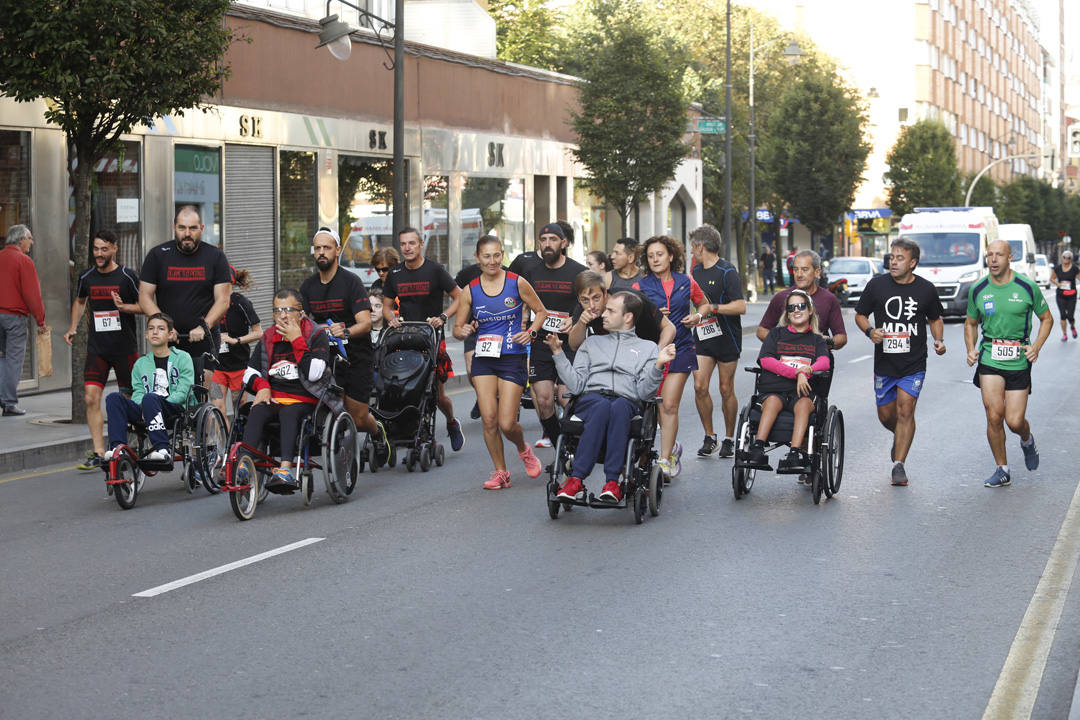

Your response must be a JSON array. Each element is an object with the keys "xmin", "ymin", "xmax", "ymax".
[{"xmin": 3, "ymin": 310, "xmax": 1080, "ymax": 719}]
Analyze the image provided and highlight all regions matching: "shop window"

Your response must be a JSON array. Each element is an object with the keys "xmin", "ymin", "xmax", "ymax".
[
  {"xmin": 83, "ymin": 140, "xmax": 143, "ymax": 272},
  {"xmin": 0, "ymin": 130, "xmax": 33, "ymax": 383},
  {"xmin": 279, "ymin": 150, "xmax": 317, "ymax": 289},
  {"xmin": 424, "ymin": 176, "xmax": 450, "ymax": 267},
  {"xmin": 574, "ymin": 184, "xmax": 607, "ymax": 255},
  {"xmin": 174, "ymin": 145, "xmax": 222, "ymax": 247},
  {"xmin": 462, "ymin": 176, "xmax": 524, "ymax": 265},
  {"xmin": 338, "ymin": 154, "xmax": 405, "ymax": 274}
]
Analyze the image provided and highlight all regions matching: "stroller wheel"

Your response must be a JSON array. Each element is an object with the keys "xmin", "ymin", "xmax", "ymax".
[{"xmin": 419, "ymin": 446, "xmax": 432, "ymax": 472}]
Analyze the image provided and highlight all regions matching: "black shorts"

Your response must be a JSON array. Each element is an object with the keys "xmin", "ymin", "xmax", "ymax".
[
  {"xmin": 973, "ymin": 363, "xmax": 1031, "ymax": 393},
  {"xmin": 696, "ymin": 338, "xmax": 741, "ymax": 363},
  {"xmin": 761, "ymin": 391, "xmax": 813, "ymax": 413},
  {"xmin": 463, "ymin": 334, "xmax": 477, "ymax": 354},
  {"xmin": 528, "ymin": 340, "xmax": 562, "ymax": 385},
  {"xmin": 338, "ymin": 351, "xmax": 374, "ymax": 403},
  {"xmin": 84, "ymin": 352, "xmax": 139, "ymax": 390}
]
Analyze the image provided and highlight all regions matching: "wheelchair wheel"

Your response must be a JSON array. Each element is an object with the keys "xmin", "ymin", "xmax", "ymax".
[
  {"xmin": 229, "ymin": 452, "xmax": 259, "ymax": 521},
  {"xmin": 546, "ymin": 480, "xmax": 561, "ymax": 520},
  {"xmin": 825, "ymin": 407, "xmax": 845, "ymax": 494},
  {"xmin": 648, "ymin": 463, "xmax": 662, "ymax": 516},
  {"xmin": 301, "ymin": 470, "xmax": 313, "ymax": 506},
  {"xmin": 113, "ymin": 455, "xmax": 140, "ymax": 510},
  {"xmin": 633, "ymin": 487, "xmax": 646, "ymax": 525},
  {"xmin": 810, "ymin": 467, "xmax": 823, "ymax": 505},
  {"xmin": 732, "ymin": 465, "xmax": 746, "ymax": 500},
  {"xmin": 406, "ymin": 449, "xmax": 418, "ymax": 472},
  {"xmin": 433, "ymin": 444, "xmax": 444, "ymax": 467},
  {"xmin": 323, "ymin": 412, "xmax": 358, "ymax": 504},
  {"xmin": 195, "ymin": 405, "xmax": 228, "ymax": 494},
  {"xmin": 419, "ymin": 446, "xmax": 431, "ymax": 472},
  {"xmin": 182, "ymin": 462, "xmax": 199, "ymax": 494}
]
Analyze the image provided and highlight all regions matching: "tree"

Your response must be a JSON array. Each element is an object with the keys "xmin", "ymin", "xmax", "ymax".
[
  {"xmin": 883, "ymin": 120, "xmax": 963, "ymax": 216},
  {"xmin": 963, "ymin": 171, "xmax": 997, "ymax": 208},
  {"xmin": 0, "ymin": 0, "xmax": 235, "ymax": 422},
  {"xmin": 760, "ymin": 66, "xmax": 870, "ymax": 246},
  {"xmin": 488, "ymin": 0, "xmax": 567, "ymax": 72},
  {"xmin": 569, "ymin": 0, "xmax": 690, "ymax": 236}
]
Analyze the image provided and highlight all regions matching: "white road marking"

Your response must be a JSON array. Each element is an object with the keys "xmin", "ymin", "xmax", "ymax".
[
  {"xmin": 849, "ymin": 354, "xmax": 873, "ymax": 364},
  {"xmin": 132, "ymin": 537, "xmax": 325, "ymax": 598}
]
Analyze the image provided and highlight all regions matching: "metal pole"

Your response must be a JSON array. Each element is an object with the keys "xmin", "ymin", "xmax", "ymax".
[
  {"xmin": 964, "ymin": 152, "xmax": 1038, "ymax": 206},
  {"xmin": 724, "ymin": 0, "xmax": 733, "ymax": 260},
  {"xmin": 748, "ymin": 25, "xmax": 756, "ymax": 290},
  {"xmin": 392, "ymin": 0, "xmax": 405, "ymax": 239}
]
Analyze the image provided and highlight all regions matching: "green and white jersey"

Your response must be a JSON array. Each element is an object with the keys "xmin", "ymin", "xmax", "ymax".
[{"xmin": 966, "ymin": 272, "xmax": 1047, "ymax": 370}]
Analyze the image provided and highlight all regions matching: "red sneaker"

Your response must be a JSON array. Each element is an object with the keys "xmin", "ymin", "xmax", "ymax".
[
  {"xmin": 599, "ymin": 481, "xmax": 623, "ymax": 503},
  {"xmin": 519, "ymin": 446, "xmax": 542, "ymax": 478},
  {"xmin": 483, "ymin": 470, "xmax": 511, "ymax": 490},
  {"xmin": 556, "ymin": 477, "xmax": 584, "ymax": 501}
]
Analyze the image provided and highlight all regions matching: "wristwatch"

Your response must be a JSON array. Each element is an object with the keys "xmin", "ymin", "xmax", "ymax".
[
  {"xmin": 343, "ymin": 327, "xmax": 351, "ymax": 340},
  {"xmin": 438, "ymin": 313, "xmax": 448, "ymax": 324},
  {"xmin": 863, "ymin": 327, "xmax": 872, "ymax": 338},
  {"xmin": 529, "ymin": 329, "xmax": 538, "ymax": 340}
]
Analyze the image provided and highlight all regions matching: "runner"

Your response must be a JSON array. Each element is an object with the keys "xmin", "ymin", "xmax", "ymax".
[
  {"xmin": 688, "ymin": 224, "xmax": 746, "ymax": 458},
  {"xmin": 299, "ymin": 227, "xmax": 389, "ymax": 464},
  {"xmin": 964, "ymin": 239, "xmax": 1053, "ymax": 488},
  {"xmin": 566, "ymin": 270, "xmax": 676, "ymax": 351},
  {"xmin": 585, "ymin": 250, "xmax": 612, "ymax": 289},
  {"xmin": 633, "ymin": 235, "xmax": 713, "ymax": 480},
  {"xmin": 452, "ymin": 235, "xmax": 547, "ymax": 489},
  {"xmin": 853, "ymin": 238, "xmax": 945, "ymax": 487},
  {"xmin": 211, "ymin": 266, "xmax": 262, "ymax": 429},
  {"xmin": 381, "ymin": 226, "xmax": 465, "ymax": 451},
  {"xmin": 456, "ymin": 257, "xmax": 506, "ymax": 421},
  {"xmin": 1050, "ymin": 250, "xmax": 1078, "ymax": 341},
  {"xmin": 63, "ymin": 230, "xmax": 142, "ymax": 470},
  {"xmin": 513, "ymin": 222, "xmax": 587, "ymax": 449},
  {"xmin": 608, "ymin": 237, "xmax": 644, "ymax": 293},
  {"xmin": 757, "ymin": 249, "xmax": 847, "ymax": 349}
]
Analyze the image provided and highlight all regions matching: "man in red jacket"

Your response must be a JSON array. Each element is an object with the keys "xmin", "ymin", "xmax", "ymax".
[{"xmin": 0, "ymin": 225, "xmax": 47, "ymax": 416}]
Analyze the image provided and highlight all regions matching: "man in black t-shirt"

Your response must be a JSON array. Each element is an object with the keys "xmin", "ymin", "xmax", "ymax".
[
  {"xmin": 381, "ymin": 227, "xmax": 465, "ymax": 451},
  {"xmin": 64, "ymin": 230, "xmax": 142, "ymax": 469},
  {"xmin": 139, "ymin": 205, "xmax": 231, "ymax": 387},
  {"xmin": 689, "ymin": 225, "xmax": 746, "ymax": 458},
  {"xmin": 855, "ymin": 238, "xmax": 946, "ymax": 487},
  {"xmin": 1050, "ymin": 250, "xmax": 1079, "ymax": 340},
  {"xmin": 300, "ymin": 227, "xmax": 388, "ymax": 464},
  {"xmin": 760, "ymin": 245, "xmax": 777, "ymax": 294},
  {"xmin": 567, "ymin": 271, "xmax": 675, "ymax": 351}
]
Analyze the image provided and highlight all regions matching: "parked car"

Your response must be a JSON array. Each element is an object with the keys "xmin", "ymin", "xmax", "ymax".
[
  {"xmin": 824, "ymin": 256, "xmax": 880, "ymax": 306},
  {"xmin": 1034, "ymin": 253, "xmax": 1051, "ymax": 289}
]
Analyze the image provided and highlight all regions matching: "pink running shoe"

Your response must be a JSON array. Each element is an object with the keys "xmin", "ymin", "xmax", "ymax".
[
  {"xmin": 520, "ymin": 446, "xmax": 542, "ymax": 478},
  {"xmin": 483, "ymin": 470, "xmax": 511, "ymax": 490}
]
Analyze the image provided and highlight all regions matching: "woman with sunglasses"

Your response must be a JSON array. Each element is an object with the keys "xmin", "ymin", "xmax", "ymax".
[
  {"xmin": 369, "ymin": 247, "xmax": 401, "ymax": 293},
  {"xmin": 746, "ymin": 288, "xmax": 831, "ymax": 475},
  {"xmin": 633, "ymin": 235, "xmax": 713, "ymax": 480}
]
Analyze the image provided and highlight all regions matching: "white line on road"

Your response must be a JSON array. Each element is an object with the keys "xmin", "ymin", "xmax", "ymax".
[
  {"xmin": 982, "ymin": 479, "xmax": 1080, "ymax": 719},
  {"xmin": 132, "ymin": 537, "xmax": 325, "ymax": 598},
  {"xmin": 849, "ymin": 354, "xmax": 873, "ymax": 364}
]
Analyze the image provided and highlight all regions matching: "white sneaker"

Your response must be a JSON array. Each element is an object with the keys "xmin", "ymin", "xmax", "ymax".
[
  {"xmin": 103, "ymin": 449, "xmax": 115, "ymax": 462},
  {"xmin": 534, "ymin": 436, "xmax": 552, "ymax": 449},
  {"xmin": 146, "ymin": 448, "xmax": 171, "ymax": 462}
]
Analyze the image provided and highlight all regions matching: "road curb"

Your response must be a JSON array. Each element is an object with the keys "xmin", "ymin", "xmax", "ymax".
[{"xmin": 0, "ymin": 438, "xmax": 94, "ymax": 476}]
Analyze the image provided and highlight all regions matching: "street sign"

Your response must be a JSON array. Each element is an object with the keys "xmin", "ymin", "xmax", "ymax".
[{"xmin": 697, "ymin": 119, "xmax": 726, "ymax": 134}]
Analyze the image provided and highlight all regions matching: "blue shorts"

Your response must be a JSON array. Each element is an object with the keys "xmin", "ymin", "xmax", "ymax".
[
  {"xmin": 874, "ymin": 372, "xmax": 926, "ymax": 406},
  {"xmin": 470, "ymin": 353, "xmax": 527, "ymax": 386},
  {"xmin": 665, "ymin": 348, "xmax": 699, "ymax": 375}
]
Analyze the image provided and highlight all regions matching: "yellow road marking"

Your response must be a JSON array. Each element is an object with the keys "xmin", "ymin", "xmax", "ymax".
[
  {"xmin": 0, "ymin": 465, "xmax": 79, "ymax": 485},
  {"xmin": 983, "ymin": 477, "xmax": 1080, "ymax": 719}
]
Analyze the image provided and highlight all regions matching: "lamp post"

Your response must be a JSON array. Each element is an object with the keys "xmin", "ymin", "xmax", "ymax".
[
  {"xmin": 965, "ymin": 151, "xmax": 1040, "ymax": 206},
  {"xmin": 317, "ymin": 0, "xmax": 406, "ymax": 238},
  {"xmin": 723, "ymin": 0, "xmax": 733, "ymax": 260}
]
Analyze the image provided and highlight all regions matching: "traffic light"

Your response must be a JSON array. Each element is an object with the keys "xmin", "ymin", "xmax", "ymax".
[{"xmin": 1071, "ymin": 125, "xmax": 1080, "ymax": 158}]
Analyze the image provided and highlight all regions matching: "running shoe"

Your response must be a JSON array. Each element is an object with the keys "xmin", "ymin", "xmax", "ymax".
[
  {"xmin": 447, "ymin": 419, "xmax": 465, "ymax": 452},
  {"xmin": 668, "ymin": 448, "xmax": 682, "ymax": 478},
  {"xmin": 145, "ymin": 448, "xmax": 171, "ymax": 462},
  {"xmin": 599, "ymin": 481, "xmax": 623, "ymax": 503},
  {"xmin": 777, "ymin": 448, "xmax": 809, "ymax": 474},
  {"xmin": 1063, "ymin": 334, "xmax": 1069, "ymax": 342},
  {"xmin": 697, "ymin": 435, "xmax": 718, "ymax": 457},
  {"xmin": 483, "ymin": 470, "xmax": 511, "ymax": 490},
  {"xmin": 470, "ymin": 401, "xmax": 481, "ymax": 420},
  {"xmin": 1021, "ymin": 434, "xmax": 1039, "ymax": 471},
  {"xmin": 718, "ymin": 438, "xmax": 735, "ymax": 458},
  {"xmin": 745, "ymin": 440, "xmax": 769, "ymax": 468},
  {"xmin": 797, "ymin": 473, "xmax": 811, "ymax": 486},
  {"xmin": 372, "ymin": 420, "xmax": 391, "ymax": 465},
  {"xmin": 984, "ymin": 467, "xmax": 1011, "ymax": 488},
  {"xmin": 1073, "ymin": 326, "xmax": 1078, "ymax": 339},
  {"xmin": 534, "ymin": 436, "xmax": 553, "ymax": 449},
  {"xmin": 77, "ymin": 452, "xmax": 105, "ymax": 471},
  {"xmin": 556, "ymin": 476, "xmax": 584, "ymax": 501},
  {"xmin": 673, "ymin": 441, "xmax": 683, "ymax": 463},
  {"xmin": 890, "ymin": 462, "xmax": 909, "ymax": 486},
  {"xmin": 103, "ymin": 448, "xmax": 116, "ymax": 462},
  {"xmin": 267, "ymin": 466, "xmax": 296, "ymax": 489},
  {"xmin": 658, "ymin": 457, "xmax": 673, "ymax": 482},
  {"xmin": 519, "ymin": 446, "xmax": 542, "ymax": 478}
]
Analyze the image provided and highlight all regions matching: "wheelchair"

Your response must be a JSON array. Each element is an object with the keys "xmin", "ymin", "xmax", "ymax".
[
  {"xmin": 730, "ymin": 365, "xmax": 845, "ymax": 505},
  {"xmin": 103, "ymin": 352, "xmax": 229, "ymax": 510},
  {"xmin": 220, "ymin": 372, "xmax": 361, "ymax": 521},
  {"xmin": 544, "ymin": 393, "xmax": 662, "ymax": 525}
]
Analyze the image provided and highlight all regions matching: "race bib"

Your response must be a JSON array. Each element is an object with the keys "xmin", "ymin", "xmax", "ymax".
[
  {"xmin": 219, "ymin": 341, "xmax": 230, "ymax": 354},
  {"xmin": 475, "ymin": 333, "xmax": 503, "ymax": 358},
  {"xmin": 882, "ymin": 332, "xmax": 911, "ymax": 354},
  {"xmin": 780, "ymin": 355, "xmax": 810, "ymax": 371},
  {"xmin": 990, "ymin": 339, "xmax": 1022, "ymax": 362},
  {"xmin": 695, "ymin": 317, "xmax": 722, "ymax": 341},
  {"xmin": 1061, "ymin": 281, "xmax": 1072, "ymax": 290},
  {"xmin": 268, "ymin": 360, "xmax": 300, "ymax": 381},
  {"xmin": 542, "ymin": 311, "xmax": 570, "ymax": 334},
  {"xmin": 93, "ymin": 310, "xmax": 121, "ymax": 333}
]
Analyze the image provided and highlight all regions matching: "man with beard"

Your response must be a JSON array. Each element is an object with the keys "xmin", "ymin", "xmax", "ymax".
[
  {"xmin": 64, "ymin": 230, "xmax": 143, "ymax": 470},
  {"xmin": 300, "ymin": 227, "xmax": 388, "ymax": 464},
  {"xmin": 139, "ymin": 205, "xmax": 231, "ymax": 388}
]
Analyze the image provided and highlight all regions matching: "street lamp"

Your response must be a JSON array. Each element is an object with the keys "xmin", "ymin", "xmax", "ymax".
[
  {"xmin": 964, "ymin": 150, "xmax": 1040, "ymax": 206},
  {"xmin": 317, "ymin": 0, "xmax": 407, "ymax": 239}
]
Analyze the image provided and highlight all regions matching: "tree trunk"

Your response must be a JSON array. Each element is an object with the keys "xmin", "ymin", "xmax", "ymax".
[{"xmin": 69, "ymin": 140, "xmax": 94, "ymax": 424}]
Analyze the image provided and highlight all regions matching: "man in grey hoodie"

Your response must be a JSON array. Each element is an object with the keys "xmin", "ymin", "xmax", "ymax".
[{"xmin": 548, "ymin": 291, "xmax": 677, "ymax": 503}]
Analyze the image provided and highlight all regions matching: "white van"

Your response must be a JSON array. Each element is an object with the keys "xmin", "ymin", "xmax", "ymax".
[
  {"xmin": 997, "ymin": 224, "xmax": 1038, "ymax": 282},
  {"xmin": 896, "ymin": 207, "xmax": 998, "ymax": 316}
]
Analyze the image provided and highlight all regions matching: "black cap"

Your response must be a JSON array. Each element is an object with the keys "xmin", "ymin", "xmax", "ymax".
[{"xmin": 539, "ymin": 222, "xmax": 565, "ymax": 240}]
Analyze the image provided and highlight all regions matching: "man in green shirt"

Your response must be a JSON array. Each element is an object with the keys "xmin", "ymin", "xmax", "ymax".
[{"xmin": 964, "ymin": 240, "xmax": 1053, "ymax": 488}]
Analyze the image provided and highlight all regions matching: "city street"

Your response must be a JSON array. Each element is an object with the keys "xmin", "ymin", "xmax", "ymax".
[{"xmin": 2, "ymin": 310, "xmax": 1080, "ymax": 719}]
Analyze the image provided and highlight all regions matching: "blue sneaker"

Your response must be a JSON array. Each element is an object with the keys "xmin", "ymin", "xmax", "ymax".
[
  {"xmin": 984, "ymin": 467, "xmax": 1011, "ymax": 488},
  {"xmin": 1021, "ymin": 434, "xmax": 1039, "ymax": 471},
  {"xmin": 447, "ymin": 419, "xmax": 465, "ymax": 452}
]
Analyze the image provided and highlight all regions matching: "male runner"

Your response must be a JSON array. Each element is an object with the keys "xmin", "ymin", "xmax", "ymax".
[
  {"xmin": 299, "ymin": 227, "xmax": 388, "ymax": 463},
  {"xmin": 566, "ymin": 270, "xmax": 676, "ymax": 351},
  {"xmin": 64, "ymin": 230, "xmax": 142, "ymax": 469},
  {"xmin": 608, "ymin": 237, "xmax": 644, "ymax": 293},
  {"xmin": 381, "ymin": 226, "xmax": 465, "ymax": 451},
  {"xmin": 854, "ymin": 238, "xmax": 945, "ymax": 487},
  {"xmin": 688, "ymin": 224, "xmax": 745, "ymax": 458},
  {"xmin": 1050, "ymin": 250, "xmax": 1078, "ymax": 341},
  {"xmin": 757, "ymin": 249, "xmax": 847, "ymax": 348},
  {"xmin": 964, "ymin": 239, "xmax": 1053, "ymax": 488}
]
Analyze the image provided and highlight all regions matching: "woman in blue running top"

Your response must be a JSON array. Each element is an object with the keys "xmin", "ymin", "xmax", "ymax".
[{"xmin": 454, "ymin": 235, "xmax": 549, "ymax": 490}]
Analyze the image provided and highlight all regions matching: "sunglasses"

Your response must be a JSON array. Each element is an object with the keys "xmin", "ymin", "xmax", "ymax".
[
  {"xmin": 375, "ymin": 266, "xmax": 390, "ymax": 273},
  {"xmin": 786, "ymin": 302, "xmax": 808, "ymax": 312}
]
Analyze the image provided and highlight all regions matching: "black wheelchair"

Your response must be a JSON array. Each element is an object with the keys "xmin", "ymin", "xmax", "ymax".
[
  {"xmin": 544, "ymin": 393, "xmax": 662, "ymax": 524},
  {"xmin": 103, "ymin": 352, "xmax": 228, "ymax": 510},
  {"xmin": 730, "ymin": 366, "xmax": 845, "ymax": 505},
  {"xmin": 220, "ymin": 373, "xmax": 360, "ymax": 521}
]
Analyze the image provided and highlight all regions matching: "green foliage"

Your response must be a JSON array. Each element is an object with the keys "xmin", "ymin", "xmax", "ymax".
[
  {"xmin": 883, "ymin": 120, "xmax": 963, "ymax": 216},
  {"xmin": 760, "ymin": 66, "xmax": 870, "ymax": 236},
  {"xmin": 996, "ymin": 176, "xmax": 1080, "ymax": 245},
  {"xmin": 963, "ymin": 171, "xmax": 998, "ymax": 208},
  {"xmin": 488, "ymin": 0, "xmax": 567, "ymax": 72},
  {"xmin": 569, "ymin": 0, "xmax": 690, "ymax": 231}
]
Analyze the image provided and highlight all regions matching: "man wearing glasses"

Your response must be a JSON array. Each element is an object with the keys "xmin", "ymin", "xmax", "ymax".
[{"xmin": 299, "ymin": 227, "xmax": 389, "ymax": 464}]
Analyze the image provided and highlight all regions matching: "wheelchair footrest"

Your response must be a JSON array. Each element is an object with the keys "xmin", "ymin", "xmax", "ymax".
[
  {"xmin": 734, "ymin": 455, "xmax": 773, "ymax": 472},
  {"xmin": 105, "ymin": 477, "xmax": 133, "ymax": 486},
  {"xmin": 586, "ymin": 492, "xmax": 628, "ymax": 510},
  {"xmin": 774, "ymin": 465, "xmax": 811, "ymax": 476},
  {"xmin": 137, "ymin": 459, "xmax": 174, "ymax": 473},
  {"xmin": 266, "ymin": 483, "xmax": 297, "ymax": 495},
  {"xmin": 220, "ymin": 484, "xmax": 251, "ymax": 493}
]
